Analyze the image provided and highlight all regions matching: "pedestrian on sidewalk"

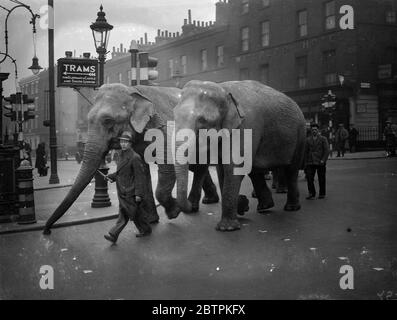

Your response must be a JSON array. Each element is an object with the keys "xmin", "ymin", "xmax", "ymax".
[
  {"xmin": 35, "ymin": 142, "xmax": 48, "ymax": 176},
  {"xmin": 383, "ymin": 120, "xmax": 396, "ymax": 157},
  {"xmin": 104, "ymin": 131, "xmax": 152, "ymax": 243},
  {"xmin": 349, "ymin": 124, "xmax": 359, "ymax": 153},
  {"xmin": 304, "ymin": 123, "xmax": 330, "ymax": 200},
  {"xmin": 335, "ymin": 123, "xmax": 349, "ymax": 157}
]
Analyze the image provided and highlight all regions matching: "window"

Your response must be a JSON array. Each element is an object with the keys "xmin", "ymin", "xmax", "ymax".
[
  {"xmin": 386, "ymin": 46, "xmax": 397, "ymax": 63},
  {"xmin": 386, "ymin": 11, "xmax": 396, "ymax": 24},
  {"xmin": 216, "ymin": 46, "xmax": 224, "ymax": 68},
  {"xmin": 181, "ymin": 55, "xmax": 187, "ymax": 74},
  {"xmin": 323, "ymin": 50, "xmax": 337, "ymax": 85},
  {"xmin": 325, "ymin": 0, "xmax": 336, "ymax": 30},
  {"xmin": 262, "ymin": 0, "xmax": 270, "ymax": 8},
  {"xmin": 261, "ymin": 21, "xmax": 270, "ymax": 47},
  {"xmin": 260, "ymin": 64, "xmax": 269, "ymax": 84},
  {"xmin": 168, "ymin": 59, "xmax": 174, "ymax": 78},
  {"xmin": 201, "ymin": 50, "xmax": 207, "ymax": 71},
  {"xmin": 118, "ymin": 73, "xmax": 123, "ymax": 83},
  {"xmin": 296, "ymin": 56, "xmax": 308, "ymax": 89},
  {"xmin": 241, "ymin": 27, "xmax": 249, "ymax": 51},
  {"xmin": 241, "ymin": 0, "xmax": 249, "ymax": 14},
  {"xmin": 240, "ymin": 68, "xmax": 250, "ymax": 80},
  {"xmin": 298, "ymin": 10, "xmax": 308, "ymax": 37}
]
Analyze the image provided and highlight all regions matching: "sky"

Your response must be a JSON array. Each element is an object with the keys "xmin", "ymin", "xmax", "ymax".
[{"xmin": 0, "ymin": 0, "xmax": 216, "ymax": 95}]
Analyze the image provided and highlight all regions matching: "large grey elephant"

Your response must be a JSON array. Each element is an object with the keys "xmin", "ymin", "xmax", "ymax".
[
  {"xmin": 173, "ymin": 80, "xmax": 306, "ymax": 231},
  {"xmin": 43, "ymin": 83, "xmax": 219, "ymax": 235}
]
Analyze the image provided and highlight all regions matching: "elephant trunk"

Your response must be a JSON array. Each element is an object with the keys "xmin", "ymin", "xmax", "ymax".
[
  {"xmin": 43, "ymin": 130, "xmax": 108, "ymax": 233},
  {"xmin": 174, "ymin": 141, "xmax": 192, "ymax": 213}
]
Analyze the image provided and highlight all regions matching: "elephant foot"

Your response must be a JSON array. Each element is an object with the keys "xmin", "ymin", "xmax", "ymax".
[
  {"xmin": 165, "ymin": 204, "xmax": 181, "ymax": 220},
  {"xmin": 237, "ymin": 195, "xmax": 249, "ymax": 216},
  {"xmin": 284, "ymin": 203, "xmax": 301, "ymax": 211},
  {"xmin": 216, "ymin": 218, "xmax": 241, "ymax": 232},
  {"xmin": 149, "ymin": 217, "xmax": 160, "ymax": 224},
  {"xmin": 257, "ymin": 200, "xmax": 275, "ymax": 214},
  {"xmin": 202, "ymin": 194, "xmax": 219, "ymax": 204},
  {"xmin": 43, "ymin": 228, "xmax": 51, "ymax": 235},
  {"xmin": 191, "ymin": 202, "xmax": 199, "ymax": 213}
]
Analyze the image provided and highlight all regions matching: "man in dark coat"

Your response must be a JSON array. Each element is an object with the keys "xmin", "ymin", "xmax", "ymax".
[
  {"xmin": 335, "ymin": 123, "xmax": 349, "ymax": 157},
  {"xmin": 304, "ymin": 123, "xmax": 330, "ymax": 200},
  {"xmin": 104, "ymin": 131, "xmax": 152, "ymax": 243},
  {"xmin": 384, "ymin": 120, "xmax": 396, "ymax": 157},
  {"xmin": 35, "ymin": 142, "xmax": 47, "ymax": 176},
  {"xmin": 348, "ymin": 124, "xmax": 359, "ymax": 153}
]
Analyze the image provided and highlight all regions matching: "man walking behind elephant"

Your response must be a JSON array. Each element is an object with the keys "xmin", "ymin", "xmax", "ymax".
[
  {"xmin": 305, "ymin": 123, "xmax": 330, "ymax": 200},
  {"xmin": 104, "ymin": 131, "xmax": 152, "ymax": 243}
]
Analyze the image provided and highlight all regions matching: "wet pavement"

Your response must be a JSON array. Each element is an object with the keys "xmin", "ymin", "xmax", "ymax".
[{"xmin": 0, "ymin": 156, "xmax": 396, "ymax": 299}]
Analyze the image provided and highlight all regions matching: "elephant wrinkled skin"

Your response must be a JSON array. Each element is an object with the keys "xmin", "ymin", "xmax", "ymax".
[
  {"xmin": 173, "ymin": 80, "xmax": 306, "ymax": 232},
  {"xmin": 43, "ymin": 83, "xmax": 218, "ymax": 235}
]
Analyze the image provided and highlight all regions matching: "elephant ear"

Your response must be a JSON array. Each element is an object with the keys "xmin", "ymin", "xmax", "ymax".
[
  {"xmin": 129, "ymin": 90, "xmax": 155, "ymax": 133},
  {"xmin": 223, "ymin": 93, "xmax": 245, "ymax": 129}
]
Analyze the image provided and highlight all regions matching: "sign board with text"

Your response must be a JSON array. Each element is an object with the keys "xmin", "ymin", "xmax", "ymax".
[{"xmin": 57, "ymin": 58, "xmax": 99, "ymax": 88}]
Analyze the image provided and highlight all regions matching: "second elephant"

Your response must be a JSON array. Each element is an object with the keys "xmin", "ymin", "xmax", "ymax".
[{"xmin": 173, "ymin": 80, "xmax": 306, "ymax": 231}]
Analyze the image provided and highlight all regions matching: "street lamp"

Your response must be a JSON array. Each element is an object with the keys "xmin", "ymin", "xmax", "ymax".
[
  {"xmin": 0, "ymin": 1, "xmax": 41, "ymax": 146},
  {"xmin": 0, "ymin": 1, "xmax": 41, "ymax": 74},
  {"xmin": 90, "ymin": 5, "xmax": 113, "ymax": 208},
  {"xmin": 90, "ymin": 5, "xmax": 113, "ymax": 85},
  {"xmin": 321, "ymin": 89, "xmax": 337, "ymax": 131}
]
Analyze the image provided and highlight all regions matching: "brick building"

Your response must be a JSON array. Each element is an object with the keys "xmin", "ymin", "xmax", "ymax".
[
  {"xmin": 82, "ymin": 0, "xmax": 397, "ymax": 147},
  {"xmin": 15, "ymin": 69, "xmax": 79, "ymax": 157}
]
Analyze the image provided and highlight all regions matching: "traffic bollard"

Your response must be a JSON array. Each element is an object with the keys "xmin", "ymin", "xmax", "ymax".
[{"xmin": 16, "ymin": 159, "xmax": 37, "ymax": 224}]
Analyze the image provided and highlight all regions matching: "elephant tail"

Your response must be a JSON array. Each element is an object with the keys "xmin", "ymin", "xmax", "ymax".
[{"xmin": 292, "ymin": 123, "xmax": 306, "ymax": 170}]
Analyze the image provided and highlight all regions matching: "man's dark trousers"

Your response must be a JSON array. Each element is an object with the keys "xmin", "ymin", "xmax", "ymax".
[
  {"xmin": 109, "ymin": 196, "xmax": 151, "ymax": 240},
  {"xmin": 306, "ymin": 164, "xmax": 326, "ymax": 196}
]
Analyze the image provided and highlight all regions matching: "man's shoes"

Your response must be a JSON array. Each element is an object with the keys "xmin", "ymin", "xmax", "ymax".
[
  {"xmin": 318, "ymin": 195, "xmax": 325, "ymax": 199},
  {"xmin": 104, "ymin": 233, "xmax": 117, "ymax": 243},
  {"xmin": 306, "ymin": 194, "xmax": 316, "ymax": 200}
]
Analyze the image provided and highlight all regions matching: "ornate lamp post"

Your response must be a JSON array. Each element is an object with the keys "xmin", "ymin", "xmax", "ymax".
[{"xmin": 90, "ymin": 5, "xmax": 113, "ymax": 208}]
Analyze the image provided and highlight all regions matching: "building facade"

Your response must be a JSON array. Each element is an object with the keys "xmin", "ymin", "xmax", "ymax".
[
  {"xmin": 15, "ymin": 68, "xmax": 79, "ymax": 157},
  {"xmin": 82, "ymin": 0, "xmax": 397, "ymax": 147}
]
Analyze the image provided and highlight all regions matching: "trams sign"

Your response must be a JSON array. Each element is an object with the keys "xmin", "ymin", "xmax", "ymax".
[{"xmin": 57, "ymin": 58, "xmax": 99, "ymax": 88}]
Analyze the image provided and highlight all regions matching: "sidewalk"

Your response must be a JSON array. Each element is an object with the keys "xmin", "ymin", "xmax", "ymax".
[
  {"xmin": 0, "ymin": 151, "xmax": 387, "ymax": 235},
  {"xmin": 328, "ymin": 150, "xmax": 386, "ymax": 160}
]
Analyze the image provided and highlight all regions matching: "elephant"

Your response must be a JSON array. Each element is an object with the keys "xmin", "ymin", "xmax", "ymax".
[
  {"xmin": 173, "ymin": 80, "xmax": 306, "ymax": 232},
  {"xmin": 42, "ymin": 83, "xmax": 219, "ymax": 235}
]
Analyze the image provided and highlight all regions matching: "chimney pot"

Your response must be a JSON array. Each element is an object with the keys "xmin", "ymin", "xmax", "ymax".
[{"xmin": 65, "ymin": 51, "xmax": 72, "ymax": 57}]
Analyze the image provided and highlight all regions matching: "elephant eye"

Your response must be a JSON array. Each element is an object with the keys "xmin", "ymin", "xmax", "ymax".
[{"xmin": 103, "ymin": 118, "xmax": 115, "ymax": 127}]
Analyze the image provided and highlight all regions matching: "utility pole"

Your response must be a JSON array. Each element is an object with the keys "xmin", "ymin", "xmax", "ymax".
[{"xmin": 48, "ymin": 0, "xmax": 59, "ymax": 184}]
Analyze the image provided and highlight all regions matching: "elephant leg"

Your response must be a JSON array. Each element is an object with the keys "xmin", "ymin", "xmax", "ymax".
[
  {"xmin": 188, "ymin": 165, "xmax": 208, "ymax": 212},
  {"xmin": 284, "ymin": 166, "xmax": 301, "ymax": 211},
  {"xmin": 156, "ymin": 164, "xmax": 181, "ymax": 219},
  {"xmin": 201, "ymin": 169, "xmax": 219, "ymax": 204},
  {"xmin": 216, "ymin": 165, "xmax": 244, "ymax": 232},
  {"xmin": 142, "ymin": 164, "xmax": 160, "ymax": 223},
  {"xmin": 275, "ymin": 167, "xmax": 288, "ymax": 193},
  {"xmin": 216, "ymin": 165, "xmax": 248, "ymax": 216},
  {"xmin": 248, "ymin": 170, "xmax": 274, "ymax": 214}
]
